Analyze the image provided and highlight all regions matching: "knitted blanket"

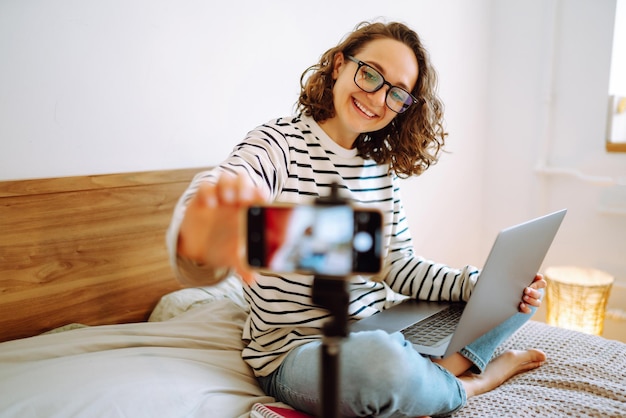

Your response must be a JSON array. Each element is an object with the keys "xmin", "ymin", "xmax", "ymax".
[{"xmin": 452, "ymin": 321, "xmax": 626, "ymax": 418}]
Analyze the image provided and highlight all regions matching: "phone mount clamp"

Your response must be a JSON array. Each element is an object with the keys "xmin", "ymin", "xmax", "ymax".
[{"xmin": 312, "ymin": 183, "xmax": 350, "ymax": 418}]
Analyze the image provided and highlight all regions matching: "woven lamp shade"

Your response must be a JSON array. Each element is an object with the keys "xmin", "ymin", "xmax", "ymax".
[{"xmin": 544, "ymin": 266, "xmax": 615, "ymax": 336}]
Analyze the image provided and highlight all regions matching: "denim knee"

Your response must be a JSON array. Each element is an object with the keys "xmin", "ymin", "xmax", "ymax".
[
  {"xmin": 342, "ymin": 330, "xmax": 422, "ymax": 389},
  {"xmin": 340, "ymin": 330, "xmax": 466, "ymax": 417}
]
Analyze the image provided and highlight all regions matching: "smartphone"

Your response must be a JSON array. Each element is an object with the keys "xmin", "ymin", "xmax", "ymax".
[{"xmin": 246, "ymin": 204, "xmax": 382, "ymax": 275}]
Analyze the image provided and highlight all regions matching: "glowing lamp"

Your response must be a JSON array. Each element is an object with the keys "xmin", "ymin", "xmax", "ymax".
[{"xmin": 544, "ymin": 266, "xmax": 615, "ymax": 336}]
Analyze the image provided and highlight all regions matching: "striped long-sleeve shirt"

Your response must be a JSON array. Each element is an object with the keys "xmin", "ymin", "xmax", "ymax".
[{"xmin": 167, "ymin": 115, "xmax": 478, "ymax": 377}]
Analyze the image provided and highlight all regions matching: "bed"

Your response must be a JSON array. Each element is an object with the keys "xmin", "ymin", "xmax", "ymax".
[{"xmin": 0, "ymin": 168, "xmax": 624, "ymax": 418}]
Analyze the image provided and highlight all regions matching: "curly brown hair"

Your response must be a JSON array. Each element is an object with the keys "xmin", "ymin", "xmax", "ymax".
[{"xmin": 297, "ymin": 21, "xmax": 447, "ymax": 178}]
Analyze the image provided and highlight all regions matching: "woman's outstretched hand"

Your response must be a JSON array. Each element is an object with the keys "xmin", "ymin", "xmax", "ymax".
[{"xmin": 177, "ymin": 172, "xmax": 267, "ymax": 284}]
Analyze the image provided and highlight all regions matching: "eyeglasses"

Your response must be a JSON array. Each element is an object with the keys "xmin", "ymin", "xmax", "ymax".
[{"xmin": 346, "ymin": 55, "xmax": 417, "ymax": 114}]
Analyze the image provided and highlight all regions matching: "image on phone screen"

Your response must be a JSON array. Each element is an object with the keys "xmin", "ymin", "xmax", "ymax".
[{"xmin": 247, "ymin": 205, "xmax": 381, "ymax": 275}]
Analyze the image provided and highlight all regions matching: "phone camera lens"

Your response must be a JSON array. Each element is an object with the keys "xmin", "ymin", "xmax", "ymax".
[{"xmin": 353, "ymin": 231, "xmax": 373, "ymax": 252}]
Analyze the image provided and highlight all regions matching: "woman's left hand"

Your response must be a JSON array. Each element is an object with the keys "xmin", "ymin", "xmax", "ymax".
[{"xmin": 519, "ymin": 274, "xmax": 546, "ymax": 314}]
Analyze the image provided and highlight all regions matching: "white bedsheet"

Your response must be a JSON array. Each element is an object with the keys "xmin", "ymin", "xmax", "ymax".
[{"xmin": 0, "ymin": 299, "xmax": 274, "ymax": 418}]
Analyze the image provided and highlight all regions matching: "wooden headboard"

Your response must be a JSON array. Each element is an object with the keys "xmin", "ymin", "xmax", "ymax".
[{"xmin": 0, "ymin": 167, "xmax": 205, "ymax": 343}]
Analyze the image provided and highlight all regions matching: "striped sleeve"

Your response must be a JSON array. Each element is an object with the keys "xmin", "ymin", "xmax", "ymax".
[
  {"xmin": 382, "ymin": 176, "xmax": 479, "ymax": 302},
  {"xmin": 166, "ymin": 118, "xmax": 296, "ymax": 284}
]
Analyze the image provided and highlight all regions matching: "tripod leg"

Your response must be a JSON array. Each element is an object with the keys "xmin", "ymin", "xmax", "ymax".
[
  {"xmin": 320, "ymin": 336, "xmax": 342, "ymax": 418},
  {"xmin": 313, "ymin": 276, "xmax": 348, "ymax": 418}
]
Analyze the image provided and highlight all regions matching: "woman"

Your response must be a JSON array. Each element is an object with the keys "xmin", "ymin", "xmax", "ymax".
[{"xmin": 167, "ymin": 20, "xmax": 546, "ymax": 417}]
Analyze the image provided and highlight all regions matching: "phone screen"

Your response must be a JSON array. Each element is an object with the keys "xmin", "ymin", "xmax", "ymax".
[{"xmin": 246, "ymin": 205, "xmax": 381, "ymax": 275}]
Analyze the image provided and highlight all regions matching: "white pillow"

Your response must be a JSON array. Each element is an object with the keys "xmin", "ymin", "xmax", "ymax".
[{"xmin": 149, "ymin": 275, "xmax": 248, "ymax": 322}]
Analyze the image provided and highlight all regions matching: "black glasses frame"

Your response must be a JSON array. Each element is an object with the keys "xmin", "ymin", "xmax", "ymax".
[{"xmin": 345, "ymin": 55, "xmax": 417, "ymax": 114}]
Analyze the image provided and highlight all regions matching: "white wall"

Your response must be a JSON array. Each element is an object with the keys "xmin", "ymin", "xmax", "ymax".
[
  {"xmin": 0, "ymin": 0, "xmax": 338, "ymax": 178},
  {"xmin": 482, "ymin": 0, "xmax": 626, "ymax": 290},
  {"xmin": 0, "ymin": 0, "xmax": 485, "ymax": 181},
  {"xmin": 1, "ymin": 0, "xmax": 624, "ymax": 290}
]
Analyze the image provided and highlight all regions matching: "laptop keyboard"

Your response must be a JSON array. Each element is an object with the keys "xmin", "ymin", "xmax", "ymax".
[{"xmin": 401, "ymin": 304, "xmax": 465, "ymax": 346}]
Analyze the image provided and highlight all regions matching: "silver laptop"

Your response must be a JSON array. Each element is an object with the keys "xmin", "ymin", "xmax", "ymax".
[{"xmin": 351, "ymin": 209, "xmax": 567, "ymax": 358}]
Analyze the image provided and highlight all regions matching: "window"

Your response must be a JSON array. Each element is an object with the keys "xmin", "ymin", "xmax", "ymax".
[{"xmin": 607, "ymin": 0, "xmax": 626, "ymax": 151}]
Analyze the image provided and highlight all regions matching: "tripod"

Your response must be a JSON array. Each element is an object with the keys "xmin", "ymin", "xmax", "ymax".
[{"xmin": 311, "ymin": 184, "xmax": 350, "ymax": 418}]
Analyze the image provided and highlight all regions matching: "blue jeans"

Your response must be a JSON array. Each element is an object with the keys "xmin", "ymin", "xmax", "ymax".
[{"xmin": 257, "ymin": 307, "xmax": 537, "ymax": 417}]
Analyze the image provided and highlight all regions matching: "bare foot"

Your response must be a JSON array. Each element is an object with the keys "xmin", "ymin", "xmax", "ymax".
[{"xmin": 459, "ymin": 349, "xmax": 546, "ymax": 398}]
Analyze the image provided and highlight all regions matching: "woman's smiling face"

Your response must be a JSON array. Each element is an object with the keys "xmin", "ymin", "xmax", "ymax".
[{"xmin": 320, "ymin": 38, "xmax": 419, "ymax": 149}]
